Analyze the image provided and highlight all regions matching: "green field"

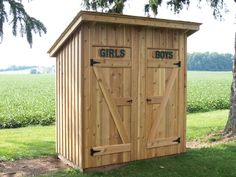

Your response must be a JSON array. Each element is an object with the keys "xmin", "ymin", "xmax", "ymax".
[
  {"xmin": 187, "ymin": 71, "xmax": 231, "ymax": 112},
  {"xmin": 0, "ymin": 71, "xmax": 232, "ymax": 128},
  {"xmin": 0, "ymin": 74, "xmax": 55, "ymax": 128}
]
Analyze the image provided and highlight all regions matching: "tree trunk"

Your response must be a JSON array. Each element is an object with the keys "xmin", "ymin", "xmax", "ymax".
[{"xmin": 224, "ymin": 33, "xmax": 236, "ymax": 134}]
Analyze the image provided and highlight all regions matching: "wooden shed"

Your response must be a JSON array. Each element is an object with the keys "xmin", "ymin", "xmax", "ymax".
[{"xmin": 48, "ymin": 11, "xmax": 200, "ymax": 171}]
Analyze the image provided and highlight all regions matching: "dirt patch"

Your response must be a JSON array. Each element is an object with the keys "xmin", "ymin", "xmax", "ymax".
[
  {"xmin": 0, "ymin": 156, "xmax": 68, "ymax": 177},
  {"xmin": 187, "ymin": 133, "xmax": 236, "ymax": 149}
]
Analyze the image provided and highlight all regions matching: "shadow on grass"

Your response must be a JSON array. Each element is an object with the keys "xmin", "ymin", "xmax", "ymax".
[{"xmin": 43, "ymin": 142, "xmax": 236, "ymax": 177}]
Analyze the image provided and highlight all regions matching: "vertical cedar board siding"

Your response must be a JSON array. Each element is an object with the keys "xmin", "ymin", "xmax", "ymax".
[
  {"xmin": 56, "ymin": 30, "xmax": 82, "ymax": 168},
  {"xmin": 81, "ymin": 22, "xmax": 187, "ymax": 168},
  {"xmin": 82, "ymin": 23, "xmax": 133, "ymax": 168},
  {"xmin": 52, "ymin": 16, "xmax": 198, "ymax": 170}
]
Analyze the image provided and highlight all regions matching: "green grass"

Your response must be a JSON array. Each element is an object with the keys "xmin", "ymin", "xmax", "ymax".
[
  {"xmin": 40, "ymin": 142, "xmax": 236, "ymax": 177},
  {"xmin": 187, "ymin": 71, "xmax": 231, "ymax": 112},
  {"xmin": 0, "ymin": 110, "xmax": 234, "ymax": 177},
  {"xmin": 187, "ymin": 110, "xmax": 228, "ymax": 141},
  {"xmin": 0, "ymin": 110, "xmax": 228, "ymax": 161},
  {"xmin": 0, "ymin": 74, "xmax": 55, "ymax": 128},
  {"xmin": 0, "ymin": 125, "xmax": 55, "ymax": 161}
]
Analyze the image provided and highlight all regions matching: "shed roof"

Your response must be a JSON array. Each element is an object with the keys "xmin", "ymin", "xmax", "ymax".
[{"xmin": 48, "ymin": 11, "xmax": 201, "ymax": 57}]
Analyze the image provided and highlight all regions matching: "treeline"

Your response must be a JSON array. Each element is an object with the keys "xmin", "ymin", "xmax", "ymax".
[
  {"xmin": 187, "ymin": 52, "xmax": 233, "ymax": 71},
  {"xmin": 0, "ymin": 65, "xmax": 37, "ymax": 72}
]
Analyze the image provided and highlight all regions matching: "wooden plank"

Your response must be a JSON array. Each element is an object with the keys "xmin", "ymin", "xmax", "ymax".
[
  {"xmin": 65, "ymin": 43, "xmax": 69, "ymax": 160},
  {"xmin": 179, "ymin": 33, "xmax": 187, "ymax": 153},
  {"xmin": 146, "ymin": 96, "xmax": 162, "ymax": 104},
  {"xmin": 114, "ymin": 97, "xmax": 132, "ymax": 106},
  {"xmin": 62, "ymin": 47, "xmax": 66, "ymax": 158},
  {"xmin": 147, "ymin": 68, "xmax": 178, "ymax": 143},
  {"xmin": 93, "ymin": 66, "xmax": 129, "ymax": 144},
  {"xmin": 98, "ymin": 24, "xmax": 111, "ymax": 166},
  {"xmin": 145, "ymin": 68, "xmax": 155, "ymax": 159},
  {"xmin": 147, "ymin": 60, "xmax": 180, "ymax": 68},
  {"xmin": 56, "ymin": 55, "xmax": 60, "ymax": 154},
  {"xmin": 94, "ymin": 47, "xmax": 131, "ymax": 60},
  {"xmin": 91, "ymin": 59, "xmax": 131, "ymax": 68},
  {"xmin": 147, "ymin": 136, "xmax": 179, "ymax": 149},
  {"xmin": 78, "ymin": 30, "xmax": 83, "ymax": 167},
  {"xmin": 68, "ymin": 39, "xmax": 72, "ymax": 162},
  {"xmin": 138, "ymin": 28, "xmax": 146, "ymax": 160},
  {"xmin": 121, "ymin": 25, "xmax": 132, "ymax": 162},
  {"xmin": 92, "ymin": 144, "xmax": 131, "ymax": 156},
  {"xmin": 59, "ymin": 52, "xmax": 63, "ymax": 156},
  {"xmin": 83, "ymin": 24, "xmax": 92, "ymax": 168},
  {"xmin": 147, "ymin": 48, "xmax": 179, "ymax": 60},
  {"xmin": 71, "ymin": 36, "xmax": 75, "ymax": 164},
  {"xmin": 130, "ymin": 27, "xmax": 139, "ymax": 161}
]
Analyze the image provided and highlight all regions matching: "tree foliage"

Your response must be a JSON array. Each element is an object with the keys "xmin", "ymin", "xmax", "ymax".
[
  {"xmin": 82, "ymin": 0, "xmax": 227, "ymax": 19},
  {"xmin": 188, "ymin": 52, "xmax": 233, "ymax": 71},
  {"xmin": 82, "ymin": 0, "xmax": 127, "ymax": 13},
  {"xmin": 0, "ymin": 0, "xmax": 46, "ymax": 47}
]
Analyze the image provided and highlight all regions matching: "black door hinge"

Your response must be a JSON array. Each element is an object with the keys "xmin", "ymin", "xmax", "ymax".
[
  {"xmin": 173, "ymin": 137, "xmax": 181, "ymax": 144},
  {"xmin": 90, "ymin": 148, "xmax": 101, "ymax": 156},
  {"xmin": 90, "ymin": 59, "xmax": 101, "ymax": 66},
  {"xmin": 173, "ymin": 61, "xmax": 181, "ymax": 67}
]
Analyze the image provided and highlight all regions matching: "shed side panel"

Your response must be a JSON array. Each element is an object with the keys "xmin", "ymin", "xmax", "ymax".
[{"xmin": 56, "ymin": 30, "xmax": 83, "ymax": 168}]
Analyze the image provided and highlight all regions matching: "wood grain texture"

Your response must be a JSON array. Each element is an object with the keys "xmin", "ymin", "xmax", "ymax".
[{"xmin": 51, "ymin": 14, "xmax": 198, "ymax": 170}]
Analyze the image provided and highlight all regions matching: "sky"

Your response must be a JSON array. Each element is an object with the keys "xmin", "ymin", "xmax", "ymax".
[{"xmin": 0, "ymin": 0, "xmax": 236, "ymax": 69}]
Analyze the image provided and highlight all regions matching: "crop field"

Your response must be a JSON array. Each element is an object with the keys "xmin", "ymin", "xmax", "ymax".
[
  {"xmin": 0, "ymin": 74, "xmax": 55, "ymax": 128},
  {"xmin": 187, "ymin": 71, "xmax": 231, "ymax": 112},
  {"xmin": 0, "ymin": 71, "xmax": 232, "ymax": 128}
]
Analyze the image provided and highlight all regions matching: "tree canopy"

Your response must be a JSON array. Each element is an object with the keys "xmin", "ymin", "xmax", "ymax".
[
  {"xmin": 0, "ymin": 0, "xmax": 46, "ymax": 47},
  {"xmin": 82, "ymin": 0, "xmax": 227, "ymax": 19}
]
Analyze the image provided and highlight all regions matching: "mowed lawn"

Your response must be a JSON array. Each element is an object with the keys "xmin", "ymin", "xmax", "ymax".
[
  {"xmin": 0, "ymin": 110, "xmax": 234, "ymax": 177},
  {"xmin": 0, "ymin": 110, "xmax": 229, "ymax": 161}
]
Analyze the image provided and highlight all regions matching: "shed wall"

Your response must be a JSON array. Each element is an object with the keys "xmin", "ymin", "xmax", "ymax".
[{"xmin": 56, "ymin": 30, "xmax": 83, "ymax": 168}]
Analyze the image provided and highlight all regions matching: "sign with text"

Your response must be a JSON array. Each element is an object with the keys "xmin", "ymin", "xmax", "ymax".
[
  {"xmin": 148, "ymin": 49, "xmax": 178, "ymax": 60},
  {"xmin": 94, "ymin": 46, "xmax": 131, "ymax": 60}
]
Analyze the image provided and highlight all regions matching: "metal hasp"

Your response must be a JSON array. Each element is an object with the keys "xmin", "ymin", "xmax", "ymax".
[
  {"xmin": 90, "ymin": 148, "xmax": 101, "ymax": 156},
  {"xmin": 173, "ymin": 137, "xmax": 181, "ymax": 143},
  {"xmin": 173, "ymin": 61, "xmax": 181, "ymax": 67},
  {"xmin": 90, "ymin": 59, "xmax": 101, "ymax": 66}
]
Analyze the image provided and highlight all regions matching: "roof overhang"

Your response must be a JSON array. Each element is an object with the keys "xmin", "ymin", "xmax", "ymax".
[{"xmin": 48, "ymin": 11, "xmax": 201, "ymax": 57}]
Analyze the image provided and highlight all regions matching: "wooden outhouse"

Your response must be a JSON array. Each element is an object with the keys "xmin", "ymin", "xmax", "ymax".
[{"xmin": 48, "ymin": 11, "xmax": 200, "ymax": 171}]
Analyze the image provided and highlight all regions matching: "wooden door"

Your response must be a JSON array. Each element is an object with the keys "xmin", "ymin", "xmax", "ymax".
[
  {"xmin": 145, "ymin": 49, "xmax": 181, "ymax": 155},
  {"xmin": 88, "ymin": 46, "xmax": 133, "ymax": 166}
]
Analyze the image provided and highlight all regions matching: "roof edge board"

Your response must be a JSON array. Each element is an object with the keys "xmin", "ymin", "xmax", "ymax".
[{"xmin": 48, "ymin": 11, "xmax": 201, "ymax": 57}]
